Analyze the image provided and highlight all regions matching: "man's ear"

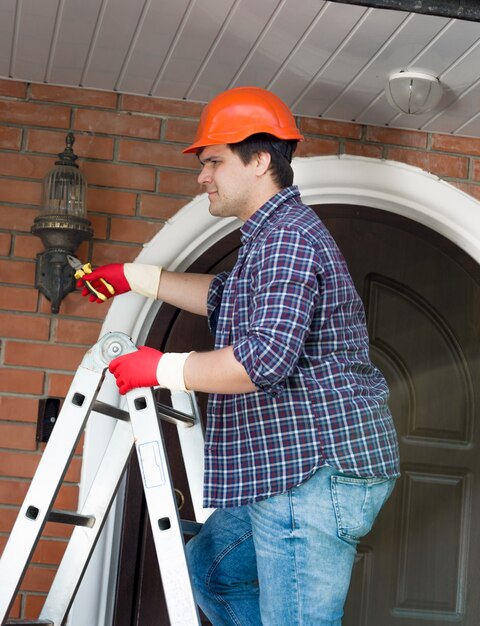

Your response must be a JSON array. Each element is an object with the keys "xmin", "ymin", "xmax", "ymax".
[{"xmin": 255, "ymin": 150, "xmax": 272, "ymax": 176}]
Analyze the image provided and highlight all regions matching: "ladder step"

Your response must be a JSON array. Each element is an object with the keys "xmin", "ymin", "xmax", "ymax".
[{"xmin": 47, "ymin": 510, "xmax": 95, "ymax": 527}]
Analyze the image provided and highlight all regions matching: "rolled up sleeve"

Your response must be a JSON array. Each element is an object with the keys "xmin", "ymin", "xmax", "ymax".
[{"xmin": 233, "ymin": 229, "xmax": 322, "ymax": 396}]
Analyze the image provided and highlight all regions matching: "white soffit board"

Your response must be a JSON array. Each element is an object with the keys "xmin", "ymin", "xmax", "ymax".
[{"xmin": 1, "ymin": 0, "xmax": 480, "ymax": 138}]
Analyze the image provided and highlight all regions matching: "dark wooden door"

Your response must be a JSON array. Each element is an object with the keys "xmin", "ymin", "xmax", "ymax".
[
  {"xmin": 113, "ymin": 206, "xmax": 480, "ymax": 625},
  {"xmin": 329, "ymin": 207, "xmax": 480, "ymax": 625}
]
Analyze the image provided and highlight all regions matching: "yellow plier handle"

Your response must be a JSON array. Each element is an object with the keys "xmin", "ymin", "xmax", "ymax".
[{"xmin": 74, "ymin": 263, "xmax": 115, "ymax": 301}]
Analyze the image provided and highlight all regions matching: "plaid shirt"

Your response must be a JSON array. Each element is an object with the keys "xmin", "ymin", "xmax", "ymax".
[{"xmin": 204, "ymin": 186, "xmax": 400, "ymax": 508}]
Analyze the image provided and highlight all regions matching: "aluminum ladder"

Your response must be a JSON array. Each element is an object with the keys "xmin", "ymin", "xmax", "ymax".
[{"xmin": 0, "ymin": 332, "xmax": 202, "ymax": 626}]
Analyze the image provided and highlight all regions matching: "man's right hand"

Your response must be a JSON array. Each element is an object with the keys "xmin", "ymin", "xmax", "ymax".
[{"xmin": 78, "ymin": 264, "xmax": 131, "ymax": 303}]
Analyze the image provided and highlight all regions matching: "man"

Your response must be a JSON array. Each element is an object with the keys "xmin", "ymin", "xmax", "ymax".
[{"xmin": 79, "ymin": 86, "xmax": 400, "ymax": 625}]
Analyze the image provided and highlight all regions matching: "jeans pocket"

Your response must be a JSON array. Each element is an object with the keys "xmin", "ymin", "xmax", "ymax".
[{"xmin": 330, "ymin": 475, "xmax": 395, "ymax": 544}]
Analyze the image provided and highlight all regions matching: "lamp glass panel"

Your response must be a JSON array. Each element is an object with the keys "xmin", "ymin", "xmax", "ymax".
[{"xmin": 40, "ymin": 164, "xmax": 87, "ymax": 218}]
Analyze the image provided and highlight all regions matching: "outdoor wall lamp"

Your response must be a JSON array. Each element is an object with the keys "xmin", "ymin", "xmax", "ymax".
[
  {"xmin": 386, "ymin": 71, "xmax": 443, "ymax": 115},
  {"xmin": 31, "ymin": 133, "xmax": 93, "ymax": 313}
]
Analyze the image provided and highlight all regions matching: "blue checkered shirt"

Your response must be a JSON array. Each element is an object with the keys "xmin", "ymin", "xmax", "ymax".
[{"xmin": 204, "ymin": 186, "xmax": 400, "ymax": 508}]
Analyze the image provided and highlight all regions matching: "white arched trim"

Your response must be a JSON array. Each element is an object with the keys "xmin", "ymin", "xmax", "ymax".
[{"xmin": 69, "ymin": 155, "xmax": 480, "ymax": 626}]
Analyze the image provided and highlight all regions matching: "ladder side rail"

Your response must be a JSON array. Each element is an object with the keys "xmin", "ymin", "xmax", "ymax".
[
  {"xmin": 0, "ymin": 366, "xmax": 105, "ymax": 625},
  {"xmin": 126, "ymin": 387, "xmax": 201, "ymax": 626},
  {"xmin": 170, "ymin": 391, "xmax": 214, "ymax": 524},
  {"xmin": 40, "ymin": 418, "xmax": 135, "ymax": 625}
]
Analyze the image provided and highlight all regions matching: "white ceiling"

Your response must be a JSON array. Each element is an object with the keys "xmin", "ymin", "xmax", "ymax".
[{"xmin": 2, "ymin": 0, "xmax": 480, "ymax": 137}]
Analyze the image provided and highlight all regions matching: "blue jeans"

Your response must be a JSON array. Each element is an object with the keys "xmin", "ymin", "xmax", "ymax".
[{"xmin": 186, "ymin": 466, "xmax": 396, "ymax": 626}]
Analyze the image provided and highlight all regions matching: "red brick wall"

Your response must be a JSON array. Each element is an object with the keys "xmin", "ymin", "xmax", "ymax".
[{"xmin": 1, "ymin": 79, "xmax": 479, "ymax": 620}]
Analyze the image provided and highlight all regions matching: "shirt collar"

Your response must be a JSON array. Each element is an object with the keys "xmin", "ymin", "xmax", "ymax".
[{"xmin": 240, "ymin": 185, "xmax": 301, "ymax": 244}]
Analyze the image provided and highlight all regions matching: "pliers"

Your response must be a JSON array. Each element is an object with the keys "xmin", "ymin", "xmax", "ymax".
[{"xmin": 67, "ymin": 255, "xmax": 115, "ymax": 302}]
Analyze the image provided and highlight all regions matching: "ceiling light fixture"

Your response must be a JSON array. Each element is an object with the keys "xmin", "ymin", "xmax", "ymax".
[{"xmin": 386, "ymin": 71, "xmax": 443, "ymax": 115}]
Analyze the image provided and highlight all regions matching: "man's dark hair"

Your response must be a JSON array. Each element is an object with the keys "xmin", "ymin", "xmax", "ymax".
[{"xmin": 229, "ymin": 133, "xmax": 298, "ymax": 188}]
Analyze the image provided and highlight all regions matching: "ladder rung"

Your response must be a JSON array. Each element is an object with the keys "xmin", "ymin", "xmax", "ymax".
[
  {"xmin": 92, "ymin": 398, "xmax": 196, "ymax": 427},
  {"xmin": 47, "ymin": 510, "xmax": 95, "ymax": 527},
  {"xmin": 92, "ymin": 400, "xmax": 129, "ymax": 421},
  {"xmin": 156, "ymin": 401, "xmax": 196, "ymax": 427}
]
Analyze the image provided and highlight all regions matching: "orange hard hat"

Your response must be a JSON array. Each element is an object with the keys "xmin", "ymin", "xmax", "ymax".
[{"xmin": 183, "ymin": 86, "xmax": 304, "ymax": 154}]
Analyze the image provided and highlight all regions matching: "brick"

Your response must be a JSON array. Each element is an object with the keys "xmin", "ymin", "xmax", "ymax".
[
  {"xmin": 451, "ymin": 181, "xmax": 480, "ymax": 202},
  {"xmin": 366, "ymin": 125, "xmax": 428, "ymax": 148},
  {"xmin": 298, "ymin": 117, "xmax": 362, "ymax": 140},
  {"xmin": 13, "ymin": 234, "xmax": 43, "ymax": 258},
  {"xmin": 0, "ymin": 100, "xmax": 70, "ymax": 128},
  {"xmin": 65, "ymin": 456, "xmax": 82, "ymax": 483},
  {"xmin": 0, "ymin": 423, "xmax": 37, "ymax": 450},
  {"xmin": 0, "ymin": 286, "xmax": 39, "ymax": 312},
  {"xmin": 55, "ymin": 319, "xmax": 102, "ymax": 346},
  {"xmin": 0, "ymin": 178, "xmax": 41, "ymax": 207},
  {"xmin": 470, "ymin": 159, "xmax": 480, "ymax": 182},
  {"xmin": 44, "ymin": 518, "xmax": 75, "ymax": 538},
  {"xmin": 20, "ymin": 565, "xmax": 56, "ymax": 593},
  {"xmin": 53, "ymin": 483, "xmax": 78, "ymax": 510},
  {"xmin": 24, "ymin": 594, "xmax": 46, "ymax": 619},
  {"xmin": 0, "ymin": 232, "xmax": 11, "ymax": 255},
  {"xmin": 91, "ymin": 242, "xmax": 143, "ymax": 265},
  {"xmin": 110, "ymin": 217, "xmax": 163, "ymax": 244},
  {"xmin": 0, "ymin": 126, "xmax": 22, "ymax": 149},
  {"xmin": 164, "ymin": 118, "xmax": 198, "ymax": 144},
  {"xmin": 0, "ymin": 259, "xmax": 36, "ymax": 285},
  {"xmin": 47, "ymin": 373, "xmax": 75, "ymax": 398},
  {"xmin": 88, "ymin": 187, "xmax": 137, "ymax": 216},
  {"xmin": 387, "ymin": 147, "xmax": 469, "ymax": 179},
  {"xmin": 0, "ymin": 396, "xmax": 38, "ymax": 423},
  {"xmin": 0, "ymin": 312, "xmax": 50, "ymax": 340},
  {"xmin": 81, "ymin": 161, "xmax": 156, "ymax": 191},
  {"xmin": 0, "ymin": 205, "xmax": 38, "ymax": 231},
  {"xmin": 295, "ymin": 137, "xmax": 339, "ymax": 157},
  {"xmin": 121, "ymin": 94, "xmax": 204, "ymax": 118},
  {"xmin": 74, "ymin": 109, "xmax": 160, "ymax": 139},
  {"xmin": 32, "ymin": 537, "xmax": 68, "ymax": 565},
  {"xmin": 0, "ymin": 506, "xmax": 18, "ymax": 532},
  {"xmin": 158, "ymin": 170, "xmax": 201, "ymax": 196},
  {"xmin": 140, "ymin": 194, "xmax": 187, "ymax": 220},
  {"xmin": 0, "ymin": 79, "xmax": 27, "ymax": 98},
  {"xmin": 432, "ymin": 133, "xmax": 480, "ymax": 156},
  {"xmin": 0, "ymin": 368, "xmax": 44, "ymax": 393},
  {"xmin": 0, "ymin": 478, "xmax": 30, "ymax": 504},
  {"xmin": 0, "ymin": 152, "xmax": 53, "ymax": 179},
  {"xmin": 0, "ymin": 451, "xmax": 41, "ymax": 478},
  {"xmin": 4, "ymin": 341, "xmax": 86, "ymax": 372},
  {"xmin": 344, "ymin": 142, "xmax": 383, "ymax": 159},
  {"xmin": 31, "ymin": 84, "xmax": 117, "ymax": 109},
  {"xmin": 118, "ymin": 138, "xmax": 198, "ymax": 170},
  {"xmin": 27, "ymin": 129, "xmax": 114, "ymax": 161},
  {"xmin": 89, "ymin": 214, "xmax": 108, "ymax": 240}
]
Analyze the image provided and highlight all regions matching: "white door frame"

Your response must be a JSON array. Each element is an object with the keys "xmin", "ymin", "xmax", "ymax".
[{"xmin": 68, "ymin": 155, "xmax": 480, "ymax": 626}]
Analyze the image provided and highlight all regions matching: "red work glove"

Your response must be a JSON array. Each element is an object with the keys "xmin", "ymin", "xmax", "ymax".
[
  {"xmin": 109, "ymin": 346, "xmax": 163, "ymax": 395},
  {"xmin": 78, "ymin": 264, "xmax": 131, "ymax": 303}
]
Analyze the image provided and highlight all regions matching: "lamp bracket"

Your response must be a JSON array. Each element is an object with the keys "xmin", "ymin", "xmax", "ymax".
[{"xmin": 35, "ymin": 250, "xmax": 76, "ymax": 314}]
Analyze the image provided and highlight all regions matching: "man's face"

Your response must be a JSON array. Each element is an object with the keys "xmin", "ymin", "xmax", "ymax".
[{"xmin": 197, "ymin": 144, "xmax": 259, "ymax": 221}]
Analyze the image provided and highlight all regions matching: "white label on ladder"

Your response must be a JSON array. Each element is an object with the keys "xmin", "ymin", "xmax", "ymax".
[{"xmin": 138, "ymin": 441, "xmax": 166, "ymax": 488}]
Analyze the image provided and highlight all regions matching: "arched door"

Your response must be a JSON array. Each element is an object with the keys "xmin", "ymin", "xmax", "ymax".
[{"xmin": 113, "ymin": 205, "xmax": 480, "ymax": 626}]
